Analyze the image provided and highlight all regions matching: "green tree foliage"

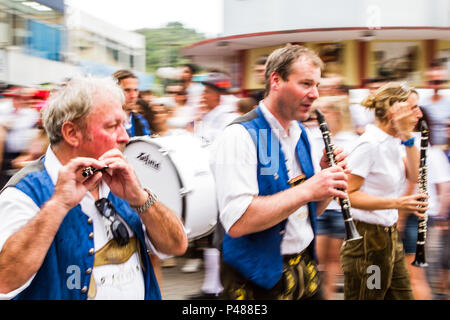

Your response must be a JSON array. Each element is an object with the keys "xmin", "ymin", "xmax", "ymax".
[{"xmin": 135, "ymin": 22, "xmax": 206, "ymax": 73}]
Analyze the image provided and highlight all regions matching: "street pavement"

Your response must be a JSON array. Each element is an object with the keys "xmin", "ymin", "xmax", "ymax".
[
  {"xmin": 159, "ymin": 257, "xmax": 344, "ymax": 300},
  {"xmin": 160, "ymin": 257, "xmax": 204, "ymax": 300}
]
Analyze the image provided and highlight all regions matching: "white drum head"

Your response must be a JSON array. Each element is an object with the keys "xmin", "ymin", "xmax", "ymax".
[
  {"xmin": 124, "ymin": 137, "xmax": 184, "ymax": 218},
  {"xmin": 124, "ymin": 134, "xmax": 218, "ymax": 240}
]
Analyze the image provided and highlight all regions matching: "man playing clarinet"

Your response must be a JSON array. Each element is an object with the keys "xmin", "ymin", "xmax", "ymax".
[{"xmin": 210, "ymin": 44, "xmax": 350, "ymax": 300}]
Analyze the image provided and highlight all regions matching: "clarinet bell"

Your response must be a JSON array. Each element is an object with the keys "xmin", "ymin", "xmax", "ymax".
[
  {"xmin": 411, "ymin": 250, "xmax": 428, "ymax": 267},
  {"xmin": 345, "ymin": 220, "xmax": 363, "ymax": 241},
  {"xmin": 411, "ymin": 260, "xmax": 428, "ymax": 268}
]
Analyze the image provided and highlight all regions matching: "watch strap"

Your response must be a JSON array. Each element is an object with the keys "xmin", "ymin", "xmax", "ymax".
[
  {"xmin": 132, "ymin": 188, "xmax": 157, "ymax": 213},
  {"xmin": 401, "ymin": 137, "xmax": 415, "ymax": 147}
]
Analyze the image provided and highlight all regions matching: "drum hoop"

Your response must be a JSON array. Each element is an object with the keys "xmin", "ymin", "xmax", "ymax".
[{"xmin": 126, "ymin": 138, "xmax": 187, "ymax": 223}]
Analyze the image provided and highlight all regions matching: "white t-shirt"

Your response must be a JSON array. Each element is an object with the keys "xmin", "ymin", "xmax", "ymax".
[
  {"xmin": 0, "ymin": 147, "xmax": 162, "ymax": 300},
  {"xmin": 347, "ymin": 124, "xmax": 406, "ymax": 227},
  {"xmin": 210, "ymin": 102, "xmax": 314, "ymax": 255},
  {"xmin": 0, "ymin": 103, "xmax": 40, "ymax": 153},
  {"xmin": 194, "ymin": 103, "xmax": 239, "ymax": 145},
  {"xmin": 309, "ymin": 126, "xmax": 359, "ymax": 211}
]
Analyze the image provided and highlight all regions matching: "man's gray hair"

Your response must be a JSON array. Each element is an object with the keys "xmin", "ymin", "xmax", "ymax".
[{"xmin": 43, "ymin": 76, "xmax": 125, "ymax": 145}]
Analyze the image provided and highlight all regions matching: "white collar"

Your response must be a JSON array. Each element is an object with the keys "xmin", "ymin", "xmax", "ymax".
[
  {"xmin": 365, "ymin": 124, "xmax": 398, "ymax": 144},
  {"xmin": 44, "ymin": 146, "xmax": 110, "ymax": 199},
  {"xmin": 259, "ymin": 101, "xmax": 302, "ymax": 140}
]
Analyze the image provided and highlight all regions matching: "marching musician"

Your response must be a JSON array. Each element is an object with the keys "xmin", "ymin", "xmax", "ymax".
[
  {"xmin": 0, "ymin": 76, "xmax": 187, "ymax": 299},
  {"xmin": 185, "ymin": 72, "xmax": 240, "ymax": 299},
  {"xmin": 112, "ymin": 70, "xmax": 151, "ymax": 137},
  {"xmin": 210, "ymin": 44, "xmax": 350, "ymax": 300},
  {"xmin": 342, "ymin": 82, "xmax": 427, "ymax": 300}
]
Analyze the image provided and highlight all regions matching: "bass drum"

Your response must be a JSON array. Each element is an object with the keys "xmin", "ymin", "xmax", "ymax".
[{"xmin": 124, "ymin": 133, "xmax": 217, "ymax": 240}]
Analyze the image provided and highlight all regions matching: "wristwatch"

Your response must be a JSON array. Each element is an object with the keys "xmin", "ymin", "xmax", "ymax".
[
  {"xmin": 132, "ymin": 188, "xmax": 157, "ymax": 213},
  {"xmin": 401, "ymin": 137, "xmax": 415, "ymax": 147}
]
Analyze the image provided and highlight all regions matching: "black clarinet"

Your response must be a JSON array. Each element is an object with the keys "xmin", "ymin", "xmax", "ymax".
[
  {"xmin": 315, "ymin": 109, "xmax": 362, "ymax": 241},
  {"xmin": 412, "ymin": 119, "xmax": 429, "ymax": 267}
]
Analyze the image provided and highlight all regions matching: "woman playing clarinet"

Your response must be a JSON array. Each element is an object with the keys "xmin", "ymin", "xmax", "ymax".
[{"xmin": 341, "ymin": 82, "xmax": 427, "ymax": 300}]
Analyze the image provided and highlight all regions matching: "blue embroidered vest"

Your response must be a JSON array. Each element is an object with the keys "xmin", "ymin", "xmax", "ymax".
[
  {"xmin": 5, "ymin": 157, "xmax": 161, "ymax": 300},
  {"xmin": 221, "ymin": 107, "xmax": 317, "ymax": 289}
]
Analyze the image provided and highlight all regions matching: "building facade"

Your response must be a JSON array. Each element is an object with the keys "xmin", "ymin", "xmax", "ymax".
[
  {"xmin": 0, "ymin": 0, "xmax": 82, "ymax": 85},
  {"xmin": 0, "ymin": 0, "xmax": 152, "ymax": 88},
  {"xmin": 183, "ymin": 0, "xmax": 450, "ymax": 93}
]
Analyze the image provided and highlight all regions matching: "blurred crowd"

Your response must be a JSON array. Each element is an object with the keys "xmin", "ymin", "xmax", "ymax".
[{"xmin": 0, "ymin": 56, "xmax": 448, "ymax": 300}]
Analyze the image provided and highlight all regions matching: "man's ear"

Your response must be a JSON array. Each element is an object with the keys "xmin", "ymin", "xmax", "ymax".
[
  {"xmin": 269, "ymin": 72, "xmax": 282, "ymax": 92},
  {"xmin": 61, "ymin": 121, "xmax": 82, "ymax": 147}
]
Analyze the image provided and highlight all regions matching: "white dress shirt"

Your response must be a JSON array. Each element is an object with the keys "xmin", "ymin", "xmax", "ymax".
[
  {"xmin": 347, "ymin": 124, "xmax": 406, "ymax": 227},
  {"xmin": 0, "ymin": 147, "xmax": 163, "ymax": 300},
  {"xmin": 210, "ymin": 102, "xmax": 314, "ymax": 255}
]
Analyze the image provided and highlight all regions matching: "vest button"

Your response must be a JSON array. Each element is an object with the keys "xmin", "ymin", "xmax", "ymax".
[
  {"xmin": 89, "ymin": 232, "xmax": 94, "ymax": 239},
  {"xmin": 81, "ymin": 286, "xmax": 88, "ymax": 293},
  {"xmin": 87, "ymin": 218, "xmax": 93, "ymax": 224},
  {"xmin": 88, "ymin": 248, "xmax": 94, "ymax": 255},
  {"xmin": 86, "ymin": 268, "xmax": 92, "ymax": 275}
]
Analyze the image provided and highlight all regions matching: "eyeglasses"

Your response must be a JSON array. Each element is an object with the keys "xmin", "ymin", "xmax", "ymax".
[{"xmin": 95, "ymin": 198, "xmax": 130, "ymax": 246}]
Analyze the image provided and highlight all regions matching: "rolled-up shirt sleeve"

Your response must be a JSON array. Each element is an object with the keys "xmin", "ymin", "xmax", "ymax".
[
  {"xmin": 210, "ymin": 124, "xmax": 259, "ymax": 232},
  {"xmin": 347, "ymin": 141, "xmax": 374, "ymax": 179},
  {"xmin": 0, "ymin": 187, "xmax": 40, "ymax": 299}
]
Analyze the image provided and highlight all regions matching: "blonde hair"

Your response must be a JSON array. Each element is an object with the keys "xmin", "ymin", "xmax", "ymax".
[{"xmin": 361, "ymin": 82, "xmax": 412, "ymax": 123}]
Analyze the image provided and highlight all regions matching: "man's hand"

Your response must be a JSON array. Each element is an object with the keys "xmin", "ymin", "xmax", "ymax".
[
  {"xmin": 52, "ymin": 157, "xmax": 107, "ymax": 211},
  {"xmin": 98, "ymin": 148, "xmax": 147, "ymax": 206},
  {"xmin": 301, "ymin": 166, "xmax": 348, "ymax": 202},
  {"xmin": 319, "ymin": 146, "xmax": 350, "ymax": 172}
]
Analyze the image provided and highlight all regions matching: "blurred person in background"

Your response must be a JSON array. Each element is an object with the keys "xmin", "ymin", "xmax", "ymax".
[
  {"xmin": 250, "ymin": 55, "xmax": 268, "ymax": 103},
  {"xmin": 344, "ymin": 82, "xmax": 426, "ymax": 300},
  {"xmin": 147, "ymin": 98, "xmax": 177, "ymax": 137},
  {"xmin": 185, "ymin": 72, "xmax": 240, "ymax": 300},
  {"xmin": 309, "ymin": 96, "xmax": 358, "ymax": 299},
  {"xmin": 349, "ymin": 77, "xmax": 388, "ymax": 135},
  {"xmin": 193, "ymin": 72, "xmax": 239, "ymax": 145},
  {"xmin": 237, "ymin": 97, "xmax": 257, "ymax": 116},
  {"xmin": 446, "ymin": 119, "xmax": 450, "ymax": 162},
  {"xmin": 164, "ymin": 83, "xmax": 196, "ymax": 130},
  {"xmin": 180, "ymin": 63, "xmax": 204, "ymax": 111},
  {"xmin": 130, "ymin": 97, "xmax": 175, "ymax": 288},
  {"xmin": 395, "ymin": 90, "xmax": 432, "ymax": 300},
  {"xmin": 421, "ymin": 59, "xmax": 450, "ymax": 148},
  {"xmin": 139, "ymin": 89, "xmax": 156, "ymax": 106},
  {"xmin": 0, "ymin": 88, "xmax": 40, "ymax": 188},
  {"xmin": 112, "ymin": 70, "xmax": 151, "ymax": 137},
  {"xmin": 399, "ymin": 108, "xmax": 450, "ymax": 300},
  {"xmin": 11, "ymin": 89, "xmax": 50, "ymax": 170}
]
